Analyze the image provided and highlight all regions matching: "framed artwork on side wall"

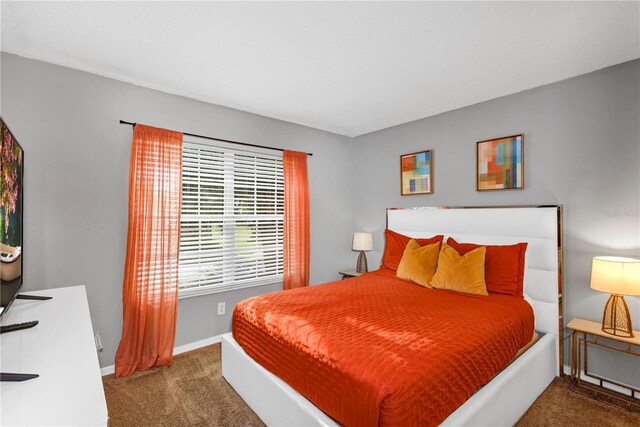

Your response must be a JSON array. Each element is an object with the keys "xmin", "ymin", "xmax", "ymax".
[
  {"xmin": 477, "ymin": 134, "xmax": 524, "ymax": 191},
  {"xmin": 401, "ymin": 150, "xmax": 433, "ymax": 195}
]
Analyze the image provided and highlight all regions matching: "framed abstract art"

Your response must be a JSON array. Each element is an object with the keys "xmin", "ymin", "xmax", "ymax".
[
  {"xmin": 476, "ymin": 134, "xmax": 524, "ymax": 191},
  {"xmin": 400, "ymin": 150, "xmax": 433, "ymax": 195}
]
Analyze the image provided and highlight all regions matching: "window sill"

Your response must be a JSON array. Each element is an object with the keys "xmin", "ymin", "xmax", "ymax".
[{"xmin": 178, "ymin": 279, "xmax": 282, "ymax": 300}]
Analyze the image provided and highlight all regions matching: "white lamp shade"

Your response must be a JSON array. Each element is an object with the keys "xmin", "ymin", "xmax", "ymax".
[
  {"xmin": 352, "ymin": 232, "xmax": 373, "ymax": 251},
  {"xmin": 590, "ymin": 256, "xmax": 640, "ymax": 296}
]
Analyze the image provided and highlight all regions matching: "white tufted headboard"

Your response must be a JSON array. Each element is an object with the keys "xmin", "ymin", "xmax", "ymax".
[{"xmin": 386, "ymin": 205, "xmax": 563, "ymax": 375}]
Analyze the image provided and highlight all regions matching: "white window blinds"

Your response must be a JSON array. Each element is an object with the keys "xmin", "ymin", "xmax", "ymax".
[{"xmin": 179, "ymin": 140, "xmax": 284, "ymax": 297}]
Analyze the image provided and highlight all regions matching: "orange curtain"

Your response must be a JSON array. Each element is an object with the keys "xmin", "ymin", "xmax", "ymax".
[
  {"xmin": 283, "ymin": 151, "xmax": 310, "ymax": 289},
  {"xmin": 115, "ymin": 124, "xmax": 183, "ymax": 377}
]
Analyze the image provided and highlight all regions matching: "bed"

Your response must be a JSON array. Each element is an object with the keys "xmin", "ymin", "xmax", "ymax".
[{"xmin": 222, "ymin": 205, "xmax": 563, "ymax": 426}]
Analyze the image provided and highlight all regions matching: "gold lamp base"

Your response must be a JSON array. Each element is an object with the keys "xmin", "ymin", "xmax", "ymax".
[{"xmin": 602, "ymin": 294, "xmax": 634, "ymax": 338}]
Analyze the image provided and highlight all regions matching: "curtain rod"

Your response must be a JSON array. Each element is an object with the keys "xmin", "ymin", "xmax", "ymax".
[{"xmin": 119, "ymin": 120, "xmax": 313, "ymax": 156}]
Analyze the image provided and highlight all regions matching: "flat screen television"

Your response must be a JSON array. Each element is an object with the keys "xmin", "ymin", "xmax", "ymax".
[{"xmin": 0, "ymin": 117, "xmax": 24, "ymax": 319}]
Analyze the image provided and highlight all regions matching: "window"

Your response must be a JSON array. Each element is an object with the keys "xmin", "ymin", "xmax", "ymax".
[{"xmin": 178, "ymin": 139, "xmax": 284, "ymax": 297}]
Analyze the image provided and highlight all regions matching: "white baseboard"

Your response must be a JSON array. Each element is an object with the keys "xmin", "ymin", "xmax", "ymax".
[
  {"xmin": 174, "ymin": 334, "xmax": 223, "ymax": 355},
  {"xmin": 100, "ymin": 333, "xmax": 224, "ymax": 377},
  {"xmin": 101, "ymin": 365, "xmax": 115, "ymax": 376},
  {"xmin": 563, "ymin": 364, "xmax": 640, "ymax": 400}
]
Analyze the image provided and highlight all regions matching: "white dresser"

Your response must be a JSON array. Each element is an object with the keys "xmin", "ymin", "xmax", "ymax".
[{"xmin": 0, "ymin": 286, "xmax": 108, "ymax": 426}]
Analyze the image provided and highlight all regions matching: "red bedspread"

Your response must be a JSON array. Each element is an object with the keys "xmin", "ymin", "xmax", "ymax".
[{"xmin": 232, "ymin": 268, "xmax": 534, "ymax": 426}]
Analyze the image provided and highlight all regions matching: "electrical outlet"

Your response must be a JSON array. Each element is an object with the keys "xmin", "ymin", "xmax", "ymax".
[
  {"xmin": 94, "ymin": 331, "xmax": 103, "ymax": 353},
  {"xmin": 217, "ymin": 302, "xmax": 226, "ymax": 316}
]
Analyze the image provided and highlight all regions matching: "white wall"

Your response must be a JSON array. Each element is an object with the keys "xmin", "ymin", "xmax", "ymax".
[
  {"xmin": 351, "ymin": 59, "xmax": 640, "ymax": 384},
  {"xmin": 0, "ymin": 53, "xmax": 354, "ymax": 367}
]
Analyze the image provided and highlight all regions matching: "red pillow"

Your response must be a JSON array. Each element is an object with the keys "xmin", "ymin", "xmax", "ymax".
[
  {"xmin": 382, "ymin": 229, "xmax": 444, "ymax": 271},
  {"xmin": 447, "ymin": 237, "xmax": 527, "ymax": 297}
]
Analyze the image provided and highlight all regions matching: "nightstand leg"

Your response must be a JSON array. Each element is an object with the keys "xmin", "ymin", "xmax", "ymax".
[
  {"xmin": 570, "ymin": 330, "xmax": 576, "ymax": 379},
  {"xmin": 583, "ymin": 332, "xmax": 589, "ymax": 380},
  {"xmin": 577, "ymin": 336, "xmax": 582, "ymax": 386}
]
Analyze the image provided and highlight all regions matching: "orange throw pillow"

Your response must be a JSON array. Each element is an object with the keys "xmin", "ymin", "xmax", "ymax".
[
  {"xmin": 430, "ymin": 242, "xmax": 488, "ymax": 296},
  {"xmin": 396, "ymin": 240, "xmax": 441, "ymax": 287},
  {"xmin": 382, "ymin": 229, "xmax": 444, "ymax": 271},
  {"xmin": 447, "ymin": 238, "xmax": 528, "ymax": 297}
]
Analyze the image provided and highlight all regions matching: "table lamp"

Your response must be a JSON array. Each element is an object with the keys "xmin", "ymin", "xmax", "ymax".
[
  {"xmin": 590, "ymin": 256, "xmax": 640, "ymax": 338},
  {"xmin": 353, "ymin": 232, "xmax": 373, "ymax": 273}
]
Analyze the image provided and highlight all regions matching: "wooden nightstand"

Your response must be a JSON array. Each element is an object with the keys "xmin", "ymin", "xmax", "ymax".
[
  {"xmin": 338, "ymin": 269, "xmax": 363, "ymax": 279},
  {"xmin": 567, "ymin": 317, "xmax": 640, "ymax": 411}
]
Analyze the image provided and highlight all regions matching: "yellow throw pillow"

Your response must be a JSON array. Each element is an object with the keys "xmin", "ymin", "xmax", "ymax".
[
  {"xmin": 430, "ymin": 242, "xmax": 488, "ymax": 295},
  {"xmin": 396, "ymin": 240, "xmax": 441, "ymax": 287}
]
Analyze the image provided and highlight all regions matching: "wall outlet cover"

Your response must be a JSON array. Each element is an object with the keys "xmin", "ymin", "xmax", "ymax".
[{"xmin": 217, "ymin": 302, "xmax": 226, "ymax": 316}]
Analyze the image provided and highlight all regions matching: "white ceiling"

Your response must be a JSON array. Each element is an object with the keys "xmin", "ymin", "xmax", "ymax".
[{"xmin": 1, "ymin": 1, "xmax": 638, "ymax": 137}]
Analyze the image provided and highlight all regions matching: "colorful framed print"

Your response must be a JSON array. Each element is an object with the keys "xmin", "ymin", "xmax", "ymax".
[
  {"xmin": 476, "ymin": 134, "xmax": 524, "ymax": 191},
  {"xmin": 400, "ymin": 150, "xmax": 433, "ymax": 195}
]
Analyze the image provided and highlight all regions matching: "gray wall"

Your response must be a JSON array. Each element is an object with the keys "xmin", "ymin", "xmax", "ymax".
[
  {"xmin": 2, "ymin": 51, "xmax": 638, "ymax": 384},
  {"xmin": 352, "ymin": 59, "xmax": 640, "ymax": 384},
  {"xmin": 0, "ymin": 53, "xmax": 354, "ymax": 368}
]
